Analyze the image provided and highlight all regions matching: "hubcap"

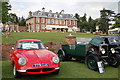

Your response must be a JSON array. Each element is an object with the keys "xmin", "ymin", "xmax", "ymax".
[{"xmin": 88, "ymin": 57, "xmax": 96, "ymax": 70}]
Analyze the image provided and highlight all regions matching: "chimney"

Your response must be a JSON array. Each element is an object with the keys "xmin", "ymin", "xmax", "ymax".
[
  {"xmin": 42, "ymin": 7, "xmax": 45, "ymax": 12},
  {"xmin": 61, "ymin": 10, "xmax": 64, "ymax": 14},
  {"xmin": 29, "ymin": 11, "xmax": 32, "ymax": 17},
  {"xmin": 49, "ymin": 10, "xmax": 52, "ymax": 13}
]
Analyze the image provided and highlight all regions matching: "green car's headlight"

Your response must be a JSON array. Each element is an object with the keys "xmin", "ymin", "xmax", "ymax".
[
  {"xmin": 100, "ymin": 48, "xmax": 106, "ymax": 54},
  {"xmin": 111, "ymin": 48, "xmax": 115, "ymax": 54},
  {"xmin": 18, "ymin": 57, "xmax": 27, "ymax": 66},
  {"xmin": 52, "ymin": 56, "xmax": 59, "ymax": 64}
]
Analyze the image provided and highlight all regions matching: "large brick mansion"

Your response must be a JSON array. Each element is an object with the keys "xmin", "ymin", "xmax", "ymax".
[{"xmin": 26, "ymin": 8, "xmax": 78, "ymax": 32}]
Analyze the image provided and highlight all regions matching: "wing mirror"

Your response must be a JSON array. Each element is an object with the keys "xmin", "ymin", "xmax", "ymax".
[{"xmin": 12, "ymin": 47, "xmax": 15, "ymax": 49}]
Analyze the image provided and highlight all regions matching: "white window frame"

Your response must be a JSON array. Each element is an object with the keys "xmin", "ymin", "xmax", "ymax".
[
  {"xmin": 41, "ymin": 25, "xmax": 45, "ymax": 29},
  {"xmin": 36, "ymin": 17, "xmax": 40, "ymax": 23},
  {"xmin": 36, "ymin": 24, "xmax": 40, "ymax": 32},
  {"xmin": 55, "ymin": 19, "xmax": 58, "ymax": 24},
  {"xmin": 51, "ymin": 19, "xmax": 54, "ymax": 24},
  {"xmin": 41, "ymin": 18, "xmax": 45, "ymax": 23},
  {"xmin": 54, "ymin": 14, "xmax": 57, "ymax": 18},
  {"xmin": 47, "ymin": 19, "xmax": 50, "ymax": 24}
]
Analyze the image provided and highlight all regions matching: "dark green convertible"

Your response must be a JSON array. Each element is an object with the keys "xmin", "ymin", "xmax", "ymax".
[{"xmin": 57, "ymin": 36, "xmax": 120, "ymax": 71}]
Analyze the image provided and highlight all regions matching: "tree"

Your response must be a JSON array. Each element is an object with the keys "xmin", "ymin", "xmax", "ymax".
[
  {"xmin": 2, "ymin": 2, "xmax": 11, "ymax": 23},
  {"xmin": 80, "ymin": 13, "xmax": 88, "ymax": 32},
  {"xmin": 100, "ymin": 8, "xmax": 115, "ymax": 34},
  {"xmin": 74, "ymin": 13, "xmax": 80, "ymax": 21},
  {"xmin": 8, "ymin": 13, "xmax": 19, "ymax": 24},
  {"xmin": 18, "ymin": 16, "xmax": 26, "ymax": 26},
  {"xmin": 112, "ymin": 13, "xmax": 120, "ymax": 29}
]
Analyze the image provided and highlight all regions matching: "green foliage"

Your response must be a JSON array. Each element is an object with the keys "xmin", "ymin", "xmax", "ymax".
[
  {"xmin": 18, "ymin": 16, "xmax": 26, "ymax": 26},
  {"xmin": 2, "ymin": 2, "xmax": 11, "ymax": 23},
  {"xmin": 8, "ymin": 13, "xmax": 19, "ymax": 24},
  {"xmin": 74, "ymin": 13, "xmax": 99, "ymax": 33},
  {"xmin": 112, "ymin": 13, "xmax": 120, "ymax": 29},
  {"xmin": 100, "ymin": 8, "xmax": 115, "ymax": 34}
]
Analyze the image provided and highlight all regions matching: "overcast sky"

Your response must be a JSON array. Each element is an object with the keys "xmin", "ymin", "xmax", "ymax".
[{"xmin": 9, "ymin": 0, "xmax": 120, "ymax": 19}]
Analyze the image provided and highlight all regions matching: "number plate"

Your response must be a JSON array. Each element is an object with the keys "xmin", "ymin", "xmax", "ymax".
[{"xmin": 33, "ymin": 63, "xmax": 49, "ymax": 67}]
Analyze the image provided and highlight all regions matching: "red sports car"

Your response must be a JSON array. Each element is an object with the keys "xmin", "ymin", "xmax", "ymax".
[{"xmin": 10, "ymin": 39, "xmax": 60, "ymax": 78}]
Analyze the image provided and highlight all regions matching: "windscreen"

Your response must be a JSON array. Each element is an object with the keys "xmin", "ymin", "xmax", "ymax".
[
  {"xmin": 108, "ymin": 36, "xmax": 120, "ymax": 45},
  {"xmin": 17, "ymin": 41, "xmax": 45, "ymax": 49}
]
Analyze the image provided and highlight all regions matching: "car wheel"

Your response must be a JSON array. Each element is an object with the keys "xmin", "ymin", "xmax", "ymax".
[
  {"xmin": 13, "ymin": 64, "xmax": 21, "ymax": 78},
  {"xmin": 57, "ymin": 49, "xmax": 65, "ymax": 61},
  {"xmin": 86, "ymin": 54, "xmax": 99, "ymax": 71},
  {"xmin": 109, "ymin": 54, "xmax": 120, "ymax": 68}
]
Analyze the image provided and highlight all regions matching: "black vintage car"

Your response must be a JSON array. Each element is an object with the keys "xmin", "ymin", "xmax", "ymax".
[{"xmin": 57, "ymin": 36, "xmax": 120, "ymax": 71}]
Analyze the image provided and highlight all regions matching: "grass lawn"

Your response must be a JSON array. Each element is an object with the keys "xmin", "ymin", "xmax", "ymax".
[
  {"xmin": 2, "ymin": 32, "xmax": 95, "ymax": 44},
  {"xmin": 1, "ymin": 32, "xmax": 119, "ymax": 79},
  {"xmin": 2, "ymin": 60, "xmax": 119, "ymax": 79}
]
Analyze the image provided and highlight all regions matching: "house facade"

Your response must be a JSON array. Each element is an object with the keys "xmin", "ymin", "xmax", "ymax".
[{"xmin": 26, "ymin": 8, "xmax": 78, "ymax": 32}]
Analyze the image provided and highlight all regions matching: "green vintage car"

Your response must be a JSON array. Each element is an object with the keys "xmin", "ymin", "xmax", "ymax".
[{"xmin": 57, "ymin": 36, "xmax": 120, "ymax": 71}]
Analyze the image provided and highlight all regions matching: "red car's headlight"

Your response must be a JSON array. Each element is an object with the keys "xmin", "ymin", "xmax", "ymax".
[
  {"xmin": 18, "ymin": 58, "xmax": 27, "ymax": 66},
  {"xmin": 52, "ymin": 56, "xmax": 59, "ymax": 64}
]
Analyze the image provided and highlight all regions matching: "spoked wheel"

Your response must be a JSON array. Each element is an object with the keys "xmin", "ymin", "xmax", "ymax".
[
  {"xmin": 57, "ymin": 49, "xmax": 65, "ymax": 61},
  {"xmin": 109, "ymin": 54, "xmax": 120, "ymax": 68},
  {"xmin": 13, "ymin": 65, "xmax": 21, "ymax": 78},
  {"xmin": 86, "ymin": 54, "xmax": 99, "ymax": 71}
]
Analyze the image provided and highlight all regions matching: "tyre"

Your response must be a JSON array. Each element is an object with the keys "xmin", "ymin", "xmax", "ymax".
[
  {"xmin": 86, "ymin": 54, "xmax": 99, "ymax": 71},
  {"xmin": 57, "ymin": 49, "xmax": 65, "ymax": 61},
  {"xmin": 13, "ymin": 64, "xmax": 21, "ymax": 78},
  {"xmin": 109, "ymin": 54, "xmax": 120, "ymax": 68}
]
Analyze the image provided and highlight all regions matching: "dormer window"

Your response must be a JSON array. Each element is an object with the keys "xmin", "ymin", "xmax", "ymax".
[
  {"xmin": 48, "ymin": 14, "xmax": 52, "ymax": 17},
  {"xmin": 38, "ymin": 12, "xmax": 42, "ymax": 16},
  {"xmin": 54, "ymin": 14, "xmax": 57, "ymax": 18},
  {"xmin": 59, "ymin": 15, "xmax": 62, "ymax": 18}
]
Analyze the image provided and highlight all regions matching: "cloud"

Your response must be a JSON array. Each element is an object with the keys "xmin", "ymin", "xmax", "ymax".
[{"xmin": 9, "ymin": 0, "xmax": 119, "ymax": 19}]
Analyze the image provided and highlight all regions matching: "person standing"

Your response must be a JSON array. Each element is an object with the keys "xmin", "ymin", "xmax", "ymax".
[
  {"xmin": 0, "ymin": 20, "xmax": 3, "ymax": 35},
  {"xmin": 5, "ymin": 23, "xmax": 10, "ymax": 38}
]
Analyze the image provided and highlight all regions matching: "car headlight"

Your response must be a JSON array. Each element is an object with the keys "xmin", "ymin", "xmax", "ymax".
[
  {"xmin": 111, "ymin": 48, "xmax": 115, "ymax": 54},
  {"xmin": 52, "ymin": 56, "xmax": 59, "ymax": 64},
  {"xmin": 18, "ymin": 58, "xmax": 27, "ymax": 66},
  {"xmin": 100, "ymin": 48, "xmax": 106, "ymax": 54}
]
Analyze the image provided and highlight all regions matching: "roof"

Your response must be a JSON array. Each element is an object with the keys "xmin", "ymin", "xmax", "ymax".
[
  {"xmin": 17, "ymin": 39, "xmax": 41, "ymax": 42},
  {"xmin": 27, "ymin": 10, "xmax": 77, "ymax": 20}
]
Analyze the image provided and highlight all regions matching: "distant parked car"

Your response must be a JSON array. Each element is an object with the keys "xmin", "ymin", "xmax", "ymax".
[
  {"xmin": 10, "ymin": 39, "xmax": 60, "ymax": 78},
  {"xmin": 57, "ymin": 36, "xmax": 120, "ymax": 71}
]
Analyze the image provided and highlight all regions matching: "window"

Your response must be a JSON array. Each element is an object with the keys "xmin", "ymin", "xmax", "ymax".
[
  {"xmin": 54, "ymin": 14, "xmax": 57, "ymax": 18},
  {"xmin": 36, "ymin": 18, "xmax": 40, "ymax": 23},
  {"xmin": 41, "ymin": 18, "xmax": 45, "ymax": 23},
  {"xmin": 36, "ymin": 24, "xmax": 40, "ymax": 32},
  {"xmin": 48, "ymin": 14, "xmax": 51, "ymax": 17},
  {"xmin": 38, "ymin": 12, "xmax": 42, "ymax": 16},
  {"xmin": 41, "ymin": 25, "xmax": 45, "ymax": 29},
  {"xmin": 55, "ymin": 19, "xmax": 58, "ymax": 24},
  {"xmin": 17, "ymin": 41, "xmax": 45, "ymax": 49},
  {"xmin": 51, "ymin": 19, "xmax": 54, "ymax": 24},
  {"xmin": 67, "ymin": 20, "xmax": 71, "ymax": 25},
  {"xmin": 62, "ymin": 20, "xmax": 65, "ymax": 24},
  {"xmin": 47, "ymin": 19, "xmax": 50, "ymax": 24},
  {"xmin": 71, "ymin": 20, "xmax": 74, "ymax": 25},
  {"xmin": 59, "ymin": 15, "xmax": 62, "ymax": 18}
]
